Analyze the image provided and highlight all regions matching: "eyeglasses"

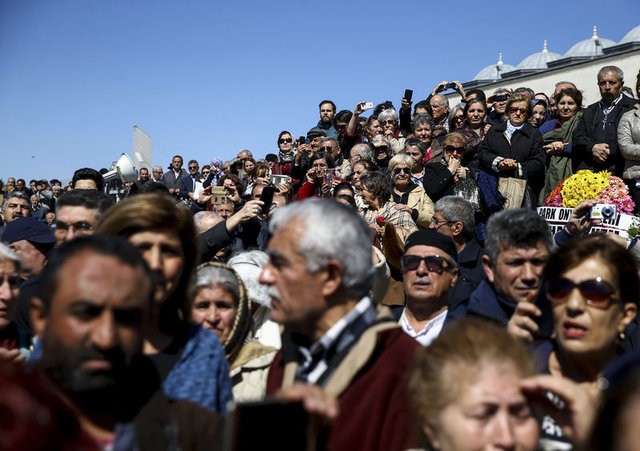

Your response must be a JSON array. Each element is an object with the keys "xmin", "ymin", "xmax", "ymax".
[
  {"xmin": 509, "ymin": 107, "xmax": 527, "ymax": 115},
  {"xmin": 393, "ymin": 167, "xmax": 411, "ymax": 175},
  {"xmin": 546, "ymin": 277, "xmax": 618, "ymax": 309},
  {"xmin": 279, "ymin": 138, "xmax": 293, "ymax": 144},
  {"xmin": 0, "ymin": 273, "xmax": 21, "ymax": 289},
  {"xmin": 319, "ymin": 146, "xmax": 335, "ymax": 152},
  {"xmin": 336, "ymin": 194, "xmax": 355, "ymax": 202},
  {"xmin": 445, "ymin": 145, "xmax": 466, "ymax": 154},
  {"xmin": 189, "ymin": 165, "xmax": 198, "ymax": 170},
  {"xmin": 374, "ymin": 146, "xmax": 389, "ymax": 153},
  {"xmin": 202, "ymin": 171, "xmax": 211, "ymax": 175},
  {"xmin": 430, "ymin": 217, "xmax": 455, "ymax": 229},
  {"xmin": 494, "ymin": 94, "xmax": 509, "ymax": 102},
  {"xmin": 382, "ymin": 119, "xmax": 396, "ymax": 125},
  {"xmin": 55, "ymin": 221, "xmax": 95, "ymax": 235},
  {"xmin": 401, "ymin": 255, "xmax": 452, "ymax": 275}
]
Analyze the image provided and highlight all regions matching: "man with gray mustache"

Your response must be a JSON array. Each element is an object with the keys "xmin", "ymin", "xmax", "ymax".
[{"xmin": 398, "ymin": 230, "xmax": 459, "ymax": 346}]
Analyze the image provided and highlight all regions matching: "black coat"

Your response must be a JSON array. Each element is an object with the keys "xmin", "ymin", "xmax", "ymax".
[
  {"xmin": 572, "ymin": 95, "xmax": 637, "ymax": 176},
  {"xmin": 478, "ymin": 121, "xmax": 545, "ymax": 196}
]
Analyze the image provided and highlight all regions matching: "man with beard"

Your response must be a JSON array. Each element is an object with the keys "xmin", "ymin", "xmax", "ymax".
[
  {"xmin": 573, "ymin": 65, "xmax": 638, "ymax": 176},
  {"xmin": 30, "ymin": 236, "xmax": 222, "ymax": 449},
  {"xmin": 315, "ymin": 100, "xmax": 338, "ymax": 138}
]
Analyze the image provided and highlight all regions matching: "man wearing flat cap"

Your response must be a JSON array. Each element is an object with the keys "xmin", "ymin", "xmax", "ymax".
[
  {"xmin": 399, "ymin": 229, "xmax": 458, "ymax": 346},
  {"xmin": 3, "ymin": 216, "xmax": 56, "ymax": 336}
]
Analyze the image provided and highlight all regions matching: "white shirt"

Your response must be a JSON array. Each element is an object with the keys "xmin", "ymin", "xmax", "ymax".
[{"xmin": 399, "ymin": 308, "xmax": 447, "ymax": 347}]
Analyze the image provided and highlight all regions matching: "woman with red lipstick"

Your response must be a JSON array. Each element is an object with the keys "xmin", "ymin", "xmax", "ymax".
[{"xmin": 536, "ymin": 234, "xmax": 638, "ymax": 448}]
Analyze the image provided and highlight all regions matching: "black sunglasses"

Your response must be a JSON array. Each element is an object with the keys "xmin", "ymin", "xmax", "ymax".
[
  {"xmin": 546, "ymin": 277, "xmax": 618, "ymax": 309},
  {"xmin": 279, "ymin": 138, "xmax": 293, "ymax": 144},
  {"xmin": 393, "ymin": 167, "xmax": 411, "ymax": 175},
  {"xmin": 445, "ymin": 145, "xmax": 465, "ymax": 154},
  {"xmin": 401, "ymin": 255, "xmax": 451, "ymax": 275}
]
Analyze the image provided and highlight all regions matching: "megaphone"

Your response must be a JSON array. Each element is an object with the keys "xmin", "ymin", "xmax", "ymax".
[{"xmin": 103, "ymin": 154, "xmax": 138, "ymax": 183}]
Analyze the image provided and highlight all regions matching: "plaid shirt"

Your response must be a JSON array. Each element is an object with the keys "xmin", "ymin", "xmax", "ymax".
[
  {"xmin": 294, "ymin": 297, "xmax": 378, "ymax": 386},
  {"xmin": 362, "ymin": 201, "xmax": 418, "ymax": 242}
]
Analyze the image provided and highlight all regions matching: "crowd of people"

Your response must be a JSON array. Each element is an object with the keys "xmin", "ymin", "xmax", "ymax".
[{"xmin": 0, "ymin": 64, "xmax": 639, "ymax": 450}]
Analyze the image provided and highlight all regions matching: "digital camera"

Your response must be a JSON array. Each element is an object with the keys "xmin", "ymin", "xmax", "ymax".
[{"xmin": 590, "ymin": 203, "xmax": 617, "ymax": 220}]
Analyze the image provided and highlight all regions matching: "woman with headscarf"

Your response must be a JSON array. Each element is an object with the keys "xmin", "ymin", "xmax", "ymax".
[{"xmin": 191, "ymin": 262, "xmax": 276, "ymax": 402}]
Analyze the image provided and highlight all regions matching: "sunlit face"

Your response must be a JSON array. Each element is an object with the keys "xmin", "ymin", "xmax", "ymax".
[
  {"xmin": 556, "ymin": 95, "xmax": 579, "ymax": 122},
  {"xmin": 192, "ymin": 286, "xmax": 236, "ymax": 344},
  {"xmin": 381, "ymin": 117, "xmax": 396, "ymax": 134},
  {"xmin": 171, "ymin": 157, "xmax": 183, "ymax": 171},
  {"xmin": 128, "ymin": 230, "xmax": 184, "ymax": 305},
  {"xmin": 392, "ymin": 162, "xmax": 412, "ymax": 188},
  {"xmin": 278, "ymin": 133, "xmax": 293, "ymax": 152},
  {"xmin": 430, "ymin": 99, "xmax": 448, "ymax": 122},
  {"xmin": 444, "ymin": 138, "xmax": 466, "ymax": 163},
  {"xmin": 366, "ymin": 119, "xmax": 383, "ymax": 138},
  {"xmin": 45, "ymin": 212, "xmax": 56, "ymax": 225},
  {"xmin": 413, "ymin": 124, "xmax": 432, "ymax": 146},
  {"xmin": 310, "ymin": 136, "xmax": 323, "ymax": 151},
  {"xmin": 402, "ymin": 245, "xmax": 457, "ymax": 304},
  {"xmin": 484, "ymin": 242, "xmax": 549, "ymax": 304},
  {"xmin": 0, "ymin": 259, "xmax": 20, "ymax": 330},
  {"xmin": 494, "ymin": 93, "xmax": 509, "ymax": 114},
  {"xmin": 259, "ymin": 218, "xmax": 329, "ymax": 334},
  {"xmin": 428, "ymin": 363, "xmax": 539, "ymax": 451},
  {"xmin": 319, "ymin": 102, "xmax": 335, "ymax": 125},
  {"xmin": 360, "ymin": 186, "xmax": 379, "ymax": 209},
  {"xmin": 139, "ymin": 168, "xmax": 149, "ymax": 181},
  {"xmin": 3, "ymin": 197, "xmax": 30, "ymax": 223},
  {"xmin": 552, "ymin": 257, "xmax": 637, "ymax": 359},
  {"xmin": 351, "ymin": 163, "xmax": 369, "ymax": 190},
  {"xmin": 529, "ymin": 104, "xmax": 546, "ymax": 127},
  {"xmin": 223, "ymin": 179, "xmax": 238, "ymax": 197},
  {"xmin": 453, "ymin": 109, "xmax": 465, "ymax": 130},
  {"xmin": 508, "ymin": 101, "xmax": 529, "ymax": 127},
  {"xmin": 405, "ymin": 145, "xmax": 425, "ymax": 168},
  {"xmin": 598, "ymin": 70, "xmax": 623, "ymax": 103},
  {"xmin": 243, "ymin": 160, "xmax": 255, "ymax": 174},
  {"xmin": 214, "ymin": 203, "xmax": 234, "ymax": 219}
]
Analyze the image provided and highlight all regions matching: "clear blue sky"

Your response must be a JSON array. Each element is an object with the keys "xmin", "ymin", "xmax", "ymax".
[{"xmin": 1, "ymin": 0, "xmax": 638, "ymax": 183}]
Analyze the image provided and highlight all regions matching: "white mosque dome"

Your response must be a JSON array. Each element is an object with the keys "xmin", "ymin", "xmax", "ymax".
[
  {"xmin": 565, "ymin": 26, "xmax": 616, "ymax": 57},
  {"xmin": 620, "ymin": 24, "xmax": 640, "ymax": 44},
  {"xmin": 516, "ymin": 41, "xmax": 562, "ymax": 69},
  {"xmin": 473, "ymin": 53, "xmax": 516, "ymax": 81}
]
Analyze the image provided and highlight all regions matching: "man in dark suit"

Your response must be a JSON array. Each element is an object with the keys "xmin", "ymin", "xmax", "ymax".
[{"xmin": 573, "ymin": 65, "xmax": 638, "ymax": 176}]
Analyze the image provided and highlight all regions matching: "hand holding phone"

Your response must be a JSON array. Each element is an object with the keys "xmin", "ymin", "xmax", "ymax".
[{"xmin": 259, "ymin": 186, "xmax": 276, "ymax": 215}]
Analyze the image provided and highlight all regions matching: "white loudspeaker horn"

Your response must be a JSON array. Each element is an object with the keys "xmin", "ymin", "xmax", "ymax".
[{"xmin": 103, "ymin": 154, "xmax": 138, "ymax": 183}]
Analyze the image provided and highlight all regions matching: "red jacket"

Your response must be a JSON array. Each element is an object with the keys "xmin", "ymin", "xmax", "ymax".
[{"xmin": 266, "ymin": 314, "xmax": 419, "ymax": 451}]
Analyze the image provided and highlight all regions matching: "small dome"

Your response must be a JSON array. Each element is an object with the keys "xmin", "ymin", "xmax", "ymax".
[
  {"xmin": 620, "ymin": 24, "xmax": 640, "ymax": 44},
  {"xmin": 516, "ymin": 41, "xmax": 562, "ymax": 69},
  {"xmin": 565, "ymin": 26, "xmax": 616, "ymax": 57},
  {"xmin": 473, "ymin": 53, "xmax": 516, "ymax": 81}
]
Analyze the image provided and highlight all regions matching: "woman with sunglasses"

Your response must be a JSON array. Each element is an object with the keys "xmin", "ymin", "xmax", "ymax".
[
  {"xmin": 388, "ymin": 154, "xmax": 434, "ymax": 229},
  {"xmin": 478, "ymin": 93, "xmax": 545, "ymax": 207},
  {"xmin": 530, "ymin": 234, "xmax": 638, "ymax": 449},
  {"xmin": 378, "ymin": 108, "xmax": 405, "ymax": 154}
]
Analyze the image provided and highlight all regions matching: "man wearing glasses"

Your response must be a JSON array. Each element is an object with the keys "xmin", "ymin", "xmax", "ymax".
[
  {"xmin": 398, "ymin": 230, "xmax": 458, "ymax": 346},
  {"xmin": 151, "ymin": 165, "xmax": 164, "ymax": 183}
]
